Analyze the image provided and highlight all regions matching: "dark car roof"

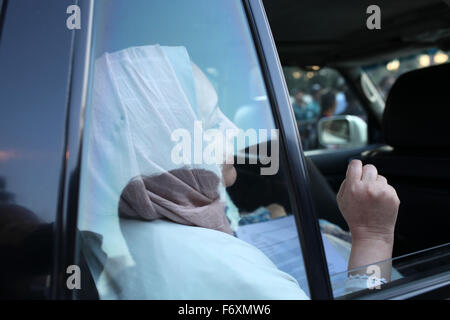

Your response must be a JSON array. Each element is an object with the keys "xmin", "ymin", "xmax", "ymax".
[{"xmin": 263, "ymin": 0, "xmax": 450, "ymax": 67}]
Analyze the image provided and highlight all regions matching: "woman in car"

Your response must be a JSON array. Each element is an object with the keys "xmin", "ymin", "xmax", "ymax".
[{"xmin": 79, "ymin": 45, "xmax": 399, "ymax": 299}]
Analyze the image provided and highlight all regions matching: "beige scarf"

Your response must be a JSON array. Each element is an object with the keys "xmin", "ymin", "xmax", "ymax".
[{"xmin": 119, "ymin": 168, "xmax": 233, "ymax": 235}]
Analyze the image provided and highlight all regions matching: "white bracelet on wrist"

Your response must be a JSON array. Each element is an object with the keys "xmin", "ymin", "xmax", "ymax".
[{"xmin": 346, "ymin": 274, "xmax": 387, "ymax": 291}]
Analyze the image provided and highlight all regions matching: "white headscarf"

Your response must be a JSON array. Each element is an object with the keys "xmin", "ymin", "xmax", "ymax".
[{"xmin": 78, "ymin": 45, "xmax": 238, "ymax": 263}]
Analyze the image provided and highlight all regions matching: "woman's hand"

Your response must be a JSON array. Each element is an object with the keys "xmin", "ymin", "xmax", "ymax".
[
  {"xmin": 337, "ymin": 159, "xmax": 400, "ymax": 279},
  {"xmin": 337, "ymin": 159, "xmax": 399, "ymax": 243}
]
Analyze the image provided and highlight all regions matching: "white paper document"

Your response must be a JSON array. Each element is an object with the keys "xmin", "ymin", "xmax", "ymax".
[{"xmin": 236, "ymin": 215, "xmax": 348, "ymax": 294}]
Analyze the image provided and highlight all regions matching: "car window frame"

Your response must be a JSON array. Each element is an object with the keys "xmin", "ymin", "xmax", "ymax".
[{"xmin": 54, "ymin": 0, "xmax": 94, "ymax": 300}]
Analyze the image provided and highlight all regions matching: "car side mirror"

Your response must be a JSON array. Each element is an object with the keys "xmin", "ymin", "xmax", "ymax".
[{"xmin": 318, "ymin": 115, "xmax": 367, "ymax": 149}]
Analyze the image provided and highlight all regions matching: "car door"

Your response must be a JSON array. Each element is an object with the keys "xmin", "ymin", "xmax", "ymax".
[
  {"xmin": 1, "ymin": 0, "xmax": 448, "ymax": 300},
  {"xmin": 0, "ymin": 0, "xmax": 76, "ymax": 299}
]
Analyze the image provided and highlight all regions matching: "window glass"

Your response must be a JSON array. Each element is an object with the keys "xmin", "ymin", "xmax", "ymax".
[
  {"xmin": 74, "ymin": 0, "xmax": 342, "ymax": 300},
  {"xmin": 364, "ymin": 49, "xmax": 450, "ymax": 101},
  {"xmin": 283, "ymin": 67, "xmax": 367, "ymax": 151},
  {"xmin": 332, "ymin": 243, "xmax": 450, "ymax": 299},
  {"xmin": 0, "ymin": 0, "xmax": 75, "ymax": 299}
]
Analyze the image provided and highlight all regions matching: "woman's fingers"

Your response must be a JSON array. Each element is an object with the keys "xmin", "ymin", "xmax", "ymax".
[
  {"xmin": 345, "ymin": 161, "xmax": 385, "ymax": 186},
  {"xmin": 377, "ymin": 174, "xmax": 387, "ymax": 184},
  {"xmin": 346, "ymin": 159, "xmax": 363, "ymax": 183},
  {"xmin": 362, "ymin": 164, "xmax": 378, "ymax": 182}
]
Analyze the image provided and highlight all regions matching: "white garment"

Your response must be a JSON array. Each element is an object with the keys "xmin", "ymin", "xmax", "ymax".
[{"xmin": 91, "ymin": 219, "xmax": 309, "ymax": 299}]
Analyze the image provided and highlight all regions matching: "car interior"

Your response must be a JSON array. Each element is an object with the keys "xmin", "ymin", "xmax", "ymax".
[
  {"xmin": 361, "ymin": 63, "xmax": 450, "ymax": 256},
  {"xmin": 227, "ymin": 0, "xmax": 450, "ymax": 258}
]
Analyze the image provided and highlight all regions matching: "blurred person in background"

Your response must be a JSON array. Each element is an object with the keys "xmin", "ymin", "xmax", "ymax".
[
  {"xmin": 292, "ymin": 89, "xmax": 320, "ymax": 149},
  {"xmin": 309, "ymin": 83, "xmax": 322, "ymax": 117},
  {"xmin": 334, "ymin": 79, "xmax": 348, "ymax": 115},
  {"xmin": 292, "ymin": 89, "xmax": 320, "ymax": 121},
  {"xmin": 320, "ymin": 90, "xmax": 337, "ymax": 118},
  {"xmin": 344, "ymin": 89, "xmax": 367, "ymax": 121}
]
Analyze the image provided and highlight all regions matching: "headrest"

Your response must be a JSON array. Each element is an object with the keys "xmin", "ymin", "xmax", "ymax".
[{"xmin": 382, "ymin": 63, "xmax": 450, "ymax": 149}]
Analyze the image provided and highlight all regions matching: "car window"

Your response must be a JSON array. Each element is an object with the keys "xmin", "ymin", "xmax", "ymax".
[
  {"xmin": 74, "ymin": 0, "xmax": 329, "ymax": 300},
  {"xmin": 364, "ymin": 49, "xmax": 450, "ymax": 101},
  {"xmin": 283, "ymin": 67, "xmax": 368, "ymax": 151}
]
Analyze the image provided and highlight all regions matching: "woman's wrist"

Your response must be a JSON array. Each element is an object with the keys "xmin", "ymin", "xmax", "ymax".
[
  {"xmin": 348, "ymin": 226, "xmax": 394, "ymax": 267},
  {"xmin": 348, "ymin": 234, "xmax": 394, "ymax": 281},
  {"xmin": 350, "ymin": 225, "xmax": 395, "ymax": 245},
  {"xmin": 350, "ymin": 237, "xmax": 393, "ymax": 261}
]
